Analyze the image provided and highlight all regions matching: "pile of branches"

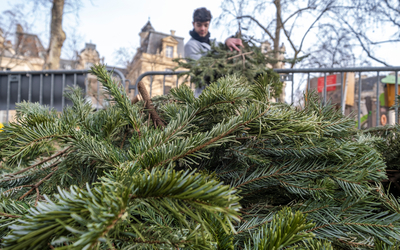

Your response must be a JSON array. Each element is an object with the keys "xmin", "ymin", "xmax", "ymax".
[
  {"xmin": 174, "ymin": 37, "xmax": 283, "ymax": 99},
  {"xmin": 0, "ymin": 65, "xmax": 399, "ymax": 249}
]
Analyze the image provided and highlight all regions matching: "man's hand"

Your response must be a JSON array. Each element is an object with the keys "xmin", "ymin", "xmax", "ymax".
[{"xmin": 225, "ymin": 38, "xmax": 243, "ymax": 52}]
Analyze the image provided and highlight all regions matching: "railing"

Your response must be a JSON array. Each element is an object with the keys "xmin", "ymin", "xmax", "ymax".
[
  {"xmin": 0, "ymin": 68, "xmax": 125, "ymax": 123},
  {"xmin": 1, "ymin": 67, "xmax": 399, "ymax": 129},
  {"xmin": 130, "ymin": 67, "xmax": 400, "ymax": 129},
  {"xmin": 274, "ymin": 67, "xmax": 400, "ymax": 129},
  {"xmin": 130, "ymin": 71, "xmax": 189, "ymax": 97}
]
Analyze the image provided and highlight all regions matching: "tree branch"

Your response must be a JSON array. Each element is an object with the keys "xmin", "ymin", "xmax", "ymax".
[
  {"xmin": 383, "ymin": 0, "xmax": 400, "ymax": 15},
  {"xmin": 290, "ymin": 7, "xmax": 331, "ymax": 68},
  {"xmin": 237, "ymin": 15, "xmax": 275, "ymax": 41},
  {"xmin": 35, "ymin": 187, "xmax": 40, "ymax": 207},
  {"xmin": 137, "ymin": 81, "xmax": 165, "ymax": 129},
  {"xmin": 18, "ymin": 167, "xmax": 58, "ymax": 201},
  {"xmin": 298, "ymin": 7, "xmax": 331, "ymax": 55},
  {"xmin": 282, "ymin": 6, "xmax": 316, "ymax": 25},
  {"xmin": 7, "ymin": 146, "xmax": 71, "ymax": 176},
  {"xmin": 343, "ymin": 19, "xmax": 392, "ymax": 67},
  {"xmin": 0, "ymin": 212, "xmax": 21, "ymax": 218}
]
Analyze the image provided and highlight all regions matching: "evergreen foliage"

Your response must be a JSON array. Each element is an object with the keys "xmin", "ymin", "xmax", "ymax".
[
  {"xmin": 174, "ymin": 38, "xmax": 283, "ymax": 98},
  {"xmin": 0, "ymin": 65, "xmax": 399, "ymax": 249}
]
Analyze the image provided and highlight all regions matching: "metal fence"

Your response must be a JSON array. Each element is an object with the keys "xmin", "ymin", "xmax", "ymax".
[
  {"xmin": 1, "ymin": 66, "xmax": 399, "ymax": 129},
  {"xmin": 130, "ymin": 71, "xmax": 190, "ymax": 97},
  {"xmin": 131, "ymin": 67, "xmax": 400, "ymax": 129},
  {"xmin": 274, "ymin": 67, "xmax": 400, "ymax": 129},
  {"xmin": 0, "ymin": 68, "xmax": 125, "ymax": 123}
]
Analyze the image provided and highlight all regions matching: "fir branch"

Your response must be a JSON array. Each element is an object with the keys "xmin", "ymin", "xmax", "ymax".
[
  {"xmin": 18, "ymin": 167, "xmax": 58, "ymax": 201},
  {"xmin": 89, "ymin": 65, "xmax": 143, "ymax": 135}
]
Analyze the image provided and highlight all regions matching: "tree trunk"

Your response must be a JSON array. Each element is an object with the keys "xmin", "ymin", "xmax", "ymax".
[
  {"xmin": 273, "ymin": 0, "xmax": 282, "ymax": 69},
  {"xmin": 45, "ymin": 0, "xmax": 66, "ymax": 70}
]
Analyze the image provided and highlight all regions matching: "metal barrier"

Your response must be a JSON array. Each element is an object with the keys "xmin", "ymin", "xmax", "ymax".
[
  {"xmin": 0, "ymin": 67, "xmax": 125, "ymax": 123},
  {"xmin": 131, "ymin": 67, "xmax": 400, "ymax": 129},
  {"xmin": 1, "ymin": 66, "xmax": 399, "ymax": 129},
  {"xmin": 130, "ymin": 71, "xmax": 189, "ymax": 97},
  {"xmin": 274, "ymin": 67, "xmax": 400, "ymax": 129}
]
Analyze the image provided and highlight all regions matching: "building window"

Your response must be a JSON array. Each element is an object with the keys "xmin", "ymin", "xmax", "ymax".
[{"xmin": 166, "ymin": 46, "xmax": 173, "ymax": 58}]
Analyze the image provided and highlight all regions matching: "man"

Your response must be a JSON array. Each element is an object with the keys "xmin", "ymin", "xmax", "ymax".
[{"xmin": 184, "ymin": 7, "xmax": 243, "ymax": 96}]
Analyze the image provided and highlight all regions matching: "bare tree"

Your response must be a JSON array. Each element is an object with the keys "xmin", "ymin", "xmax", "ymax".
[
  {"xmin": 63, "ymin": 29, "xmax": 83, "ymax": 62},
  {"xmin": 44, "ymin": 0, "xmax": 66, "ymax": 70},
  {"xmin": 1, "ymin": 0, "xmax": 84, "ymax": 70},
  {"xmin": 31, "ymin": 0, "xmax": 82, "ymax": 69},
  {"xmin": 329, "ymin": 0, "xmax": 400, "ymax": 66},
  {"xmin": 301, "ymin": 24, "xmax": 359, "ymax": 68},
  {"xmin": 113, "ymin": 47, "xmax": 135, "ymax": 68},
  {"xmin": 217, "ymin": 0, "xmax": 400, "ymax": 68},
  {"xmin": 217, "ymin": 0, "xmax": 335, "ymax": 68},
  {"xmin": 0, "ymin": 7, "xmax": 36, "ymax": 71}
]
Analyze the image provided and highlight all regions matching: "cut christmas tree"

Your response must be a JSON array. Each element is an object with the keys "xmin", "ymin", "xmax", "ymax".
[{"xmin": 0, "ymin": 65, "xmax": 399, "ymax": 249}]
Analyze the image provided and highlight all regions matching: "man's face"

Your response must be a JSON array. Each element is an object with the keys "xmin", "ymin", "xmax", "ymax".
[{"xmin": 192, "ymin": 21, "xmax": 210, "ymax": 37}]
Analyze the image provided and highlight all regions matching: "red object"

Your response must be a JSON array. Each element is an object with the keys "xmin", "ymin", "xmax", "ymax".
[{"xmin": 317, "ymin": 75, "xmax": 337, "ymax": 93}]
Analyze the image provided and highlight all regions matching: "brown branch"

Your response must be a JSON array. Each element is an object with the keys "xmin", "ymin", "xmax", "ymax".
[
  {"xmin": 0, "ymin": 212, "xmax": 21, "ymax": 218},
  {"xmin": 131, "ymin": 95, "xmax": 139, "ymax": 104},
  {"xmin": 137, "ymin": 81, "xmax": 165, "ymax": 129},
  {"xmin": 18, "ymin": 167, "xmax": 58, "ymax": 201},
  {"xmin": 88, "ymin": 208, "xmax": 126, "ymax": 249},
  {"xmin": 2, "ymin": 161, "xmax": 59, "ymax": 184},
  {"xmin": 2, "ymin": 185, "xmax": 33, "ymax": 195},
  {"xmin": 337, "ymin": 238, "xmax": 373, "ymax": 248},
  {"xmin": 120, "ymin": 131, "xmax": 128, "ymax": 149},
  {"xmin": 226, "ymin": 51, "xmax": 254, "ymax": 60},
  {"xmin": 35, "ymin": 187, "xmax": 40, "ymax": 207},
  {"xmin": 8, "ymin": 146, "xmax": 71, "ymax": 176}
]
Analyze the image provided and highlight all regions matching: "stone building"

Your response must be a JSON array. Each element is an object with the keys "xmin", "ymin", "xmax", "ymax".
[
  {"xmin": 60, "ymin": 42, "xmax": 105, "ymax": 70},
  {"xmin": 126, "ymin": 20, "xmax": 188, "ymax": 98},
  {"xmin": 0, "ymin": 24, "xmax": 106, "ymax": 72},
  {"xmin": 0, "ymin": 25, "xmax": 46, "ymax": 71},
  {"xmin": 0, "ymin": 25, "xmax": 111, "ymax": 122}
]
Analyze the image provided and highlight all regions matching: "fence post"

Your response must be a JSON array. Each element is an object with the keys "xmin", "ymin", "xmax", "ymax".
[
  {"xmin": 6, "ymin": 75, "xmax": 10, "ymax": 124},
  {"xmin": 358, "ymin": 72, "xmax": 362, "ymax": 129},
  {"xmin": 40, "ymin": 74, "xmax": 43, "ymax": 105},
  {"xmin": 323, "ymin": 73, "xmax": 327, "ymax": 106},
  {"xmin": 376, "ymin": 71, "xmax": 380, "ymax": 126},
  {"xmin": 50, "ymin": 74, "xmax": 54, "ymax": 109},
  {"xmin": 291, "ymin": 74, "xmax": 294, "ymax": 104},
  {"xmin": 394, "ymin": 71, "xmax": 399, "ymax": 123}
]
